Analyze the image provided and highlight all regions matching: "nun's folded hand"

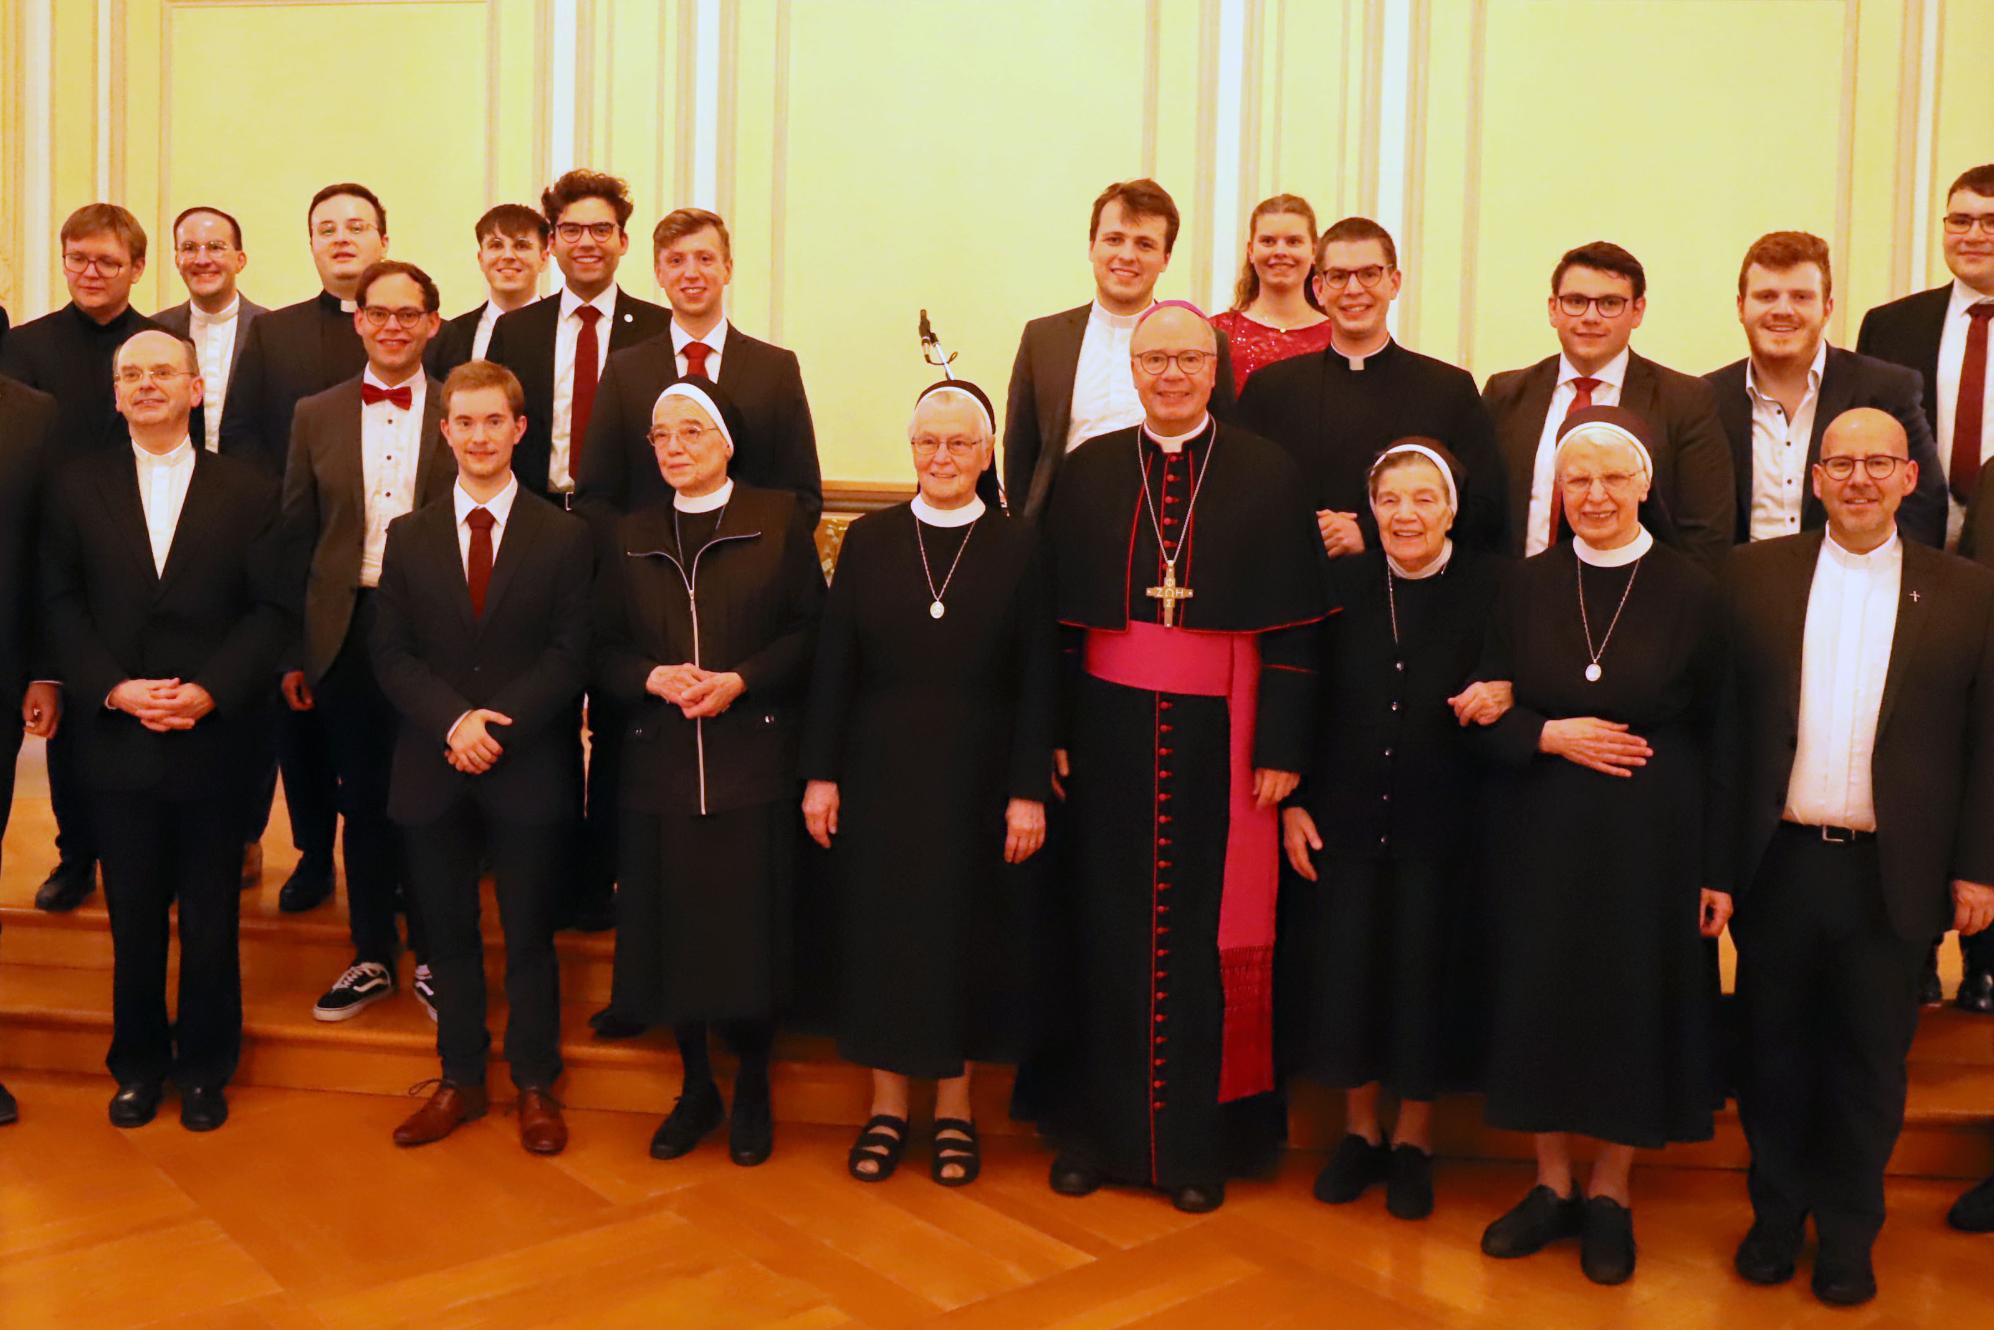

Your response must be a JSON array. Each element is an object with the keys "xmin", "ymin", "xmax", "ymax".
[
  {"xmin": 678, "ymin": 670, "xmax": 745, "ymax": 718},
  {"xmin": 1004, "ymin": 799, "xmax": 1046, "ymax": 864},
  {"xmin": 802, "ymin": 780, "xmax": 839, "ymax": 848},
  {"xmin": 646, "ymin": 663, "xmax": 701, "ymax": 702},
  {"xmin": 1539, "ymin": 716, "xmax": 1652, "ymax": 777},
  {"xmin": 1448, "ymin": 680, "xmax": 1513, "ymax": 726},
  {"xmin": 1317, "ymin": 509, "xmax": 1365, "ymax": 558},
  {"xmin": 1282, "ymin": 807, "xmax": 1322, "ymax": 882},
  {"xmin": 1253, "ymin": 768, "xmax": 1300, "ymax": 808}
]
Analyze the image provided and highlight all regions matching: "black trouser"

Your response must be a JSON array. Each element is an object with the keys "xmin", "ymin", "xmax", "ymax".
[
  {"xmin": 250, "ymin": 693, "xmax": 338, "ymax": 862},
  {"xmin": 94, "ymin": 789, "xmax": 243, "ymax": 1089},
  {"xmin": 1961, "ymin": 926, "xmax": 1994, "ymax": 974},
  {"xmin": 405, "ymin": 798, "xmax": 564, "ymax": 1090},
  {"xmin": 317, "ymin": 592, "xmax": 422, "ymax": 969},
  {"xmin": 1736, "ymin": 825, "xmax": 1926, "ymax": 1254},
  {"xmin": 576, "ymin": 694, "xmax": 621, "ymax": 915},
  {"xmin": 45, "ymin": 709, "xmax": 94, "ymax": 869}
]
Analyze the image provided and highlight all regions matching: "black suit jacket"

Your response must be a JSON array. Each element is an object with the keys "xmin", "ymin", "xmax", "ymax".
[
  {"xmin": 154, "ymin": 294, "xmax": 269, "ymax": 449},
  {"xmin": 39, "ymin": 447, "xmax": 294, "ymax": 794},
  {"xmin": 1855, "ymin": 285, "xmax": 1954, "ymax": 432},
  {"xmin": 1482, "ymin": 350, "xmax": 1735, "ymax": 571},
  {"xmin": 0, "ymin": 376, "xmax": 57, "ymax": 709},
  {"xmin": 576, "ymin": 323, "xmax": 822, "ymax": 524},
  {"xmin": 1002, "ymin": 302, "xmax": 1238, "ymax": 521},
  {"xmin": 218, "ymin": 291, "xmax": 368, "ymax": 476},
  {"xmin": 483, "ymin": 288, "xmax": 672, "ymax": 496},
  {"xmin": 1704, "ymin": 346, "xmax": 1947, "ymax": 547},
  {"xmin": 1714, "ymin": 532, "xmax": 1994, "ymax": 938},
  {"xmin": 370, "ymin": 487, "xmax": 593, "ymax": 826},
  {"xmin": 425, "ymin": 304, "xmax": 489, "ymax": 381}
]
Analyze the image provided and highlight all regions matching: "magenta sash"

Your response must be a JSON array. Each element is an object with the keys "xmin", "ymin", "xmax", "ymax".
[{"xmin": 1083, "ymin": 621, "xmax": 1277, "ymax": 1103}]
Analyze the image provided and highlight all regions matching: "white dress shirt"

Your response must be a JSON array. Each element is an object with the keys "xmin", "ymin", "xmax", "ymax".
[
  {"xmin": 1784, "ymin": 530, "xmax": 1903, "ymax": 830},
  {"xmin": 188, "ymin": 296, "xmax": 241, "ymax": 452},
  {"xmin": 549, "ymin": 285, "xmax": 620, "ymax": 493},
  {"xmin": 1935, "ymin": 279, "xmax": 1994, "ymax": 546},
  {"xmin": 359, "ymin": 368, "xmax": 425, "ymax": 588},
  {"xmin": 671, "ymin": 319, "xmax": 728, "ymax": 380},
  {"xmin": 1744, "ymin": 341, "xmax": 1827, "ymax": 542},
  {"xmin": 471, "ymin": 300, "xmax": 504, "ymax": 362},
  {"xmin": 1524, "ymin": 349, "xmax": 1628, "ymax": 556},
  {"xmin": 1066, "ymin": 300, "xmax": 1150, "ymax": 452},
  {"xmin": 132, "ymin": 437, "xmax": 196, "ymax": 575},
  {"xmin": 453, "ymin": 474, "xmax": 519, "ymax": 572}
]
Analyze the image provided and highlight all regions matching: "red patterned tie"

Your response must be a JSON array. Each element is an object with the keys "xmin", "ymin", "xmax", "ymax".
[
  {"xmin": 466, "ymin": 507, "xmax": 496, "ymax": 617},
  {"xmin": 1951, "ymin": 304, "xmax": 1994, "ymax": 504},
  {"xmin": 1547, "ymin": 376, "xmax": 1601, "ymax": 543},
  {"xmin": 571, "ymin": 305, "xmax": 603, "ymax": 472},
  {"xmin": 360, "ymin": 382, "xmax": 412, "ymax": 410},
  {"xmin": 682, "ymin": 340, "xmax": 713, "ymax": 381}
]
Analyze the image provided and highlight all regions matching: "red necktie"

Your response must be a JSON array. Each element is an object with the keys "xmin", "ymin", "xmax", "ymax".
[
  {"xmin": 1950, "ymin": 304, "xmax": 1994, "ymax": 504},
  {"xmin": 466, "ymin": 507, "xmax": 496, "ymax": 617},
  {"xmin": 361, "ymin": 382, "xmax": 412, "ymax": 410},
  {"xmin": 571, "ymin": 305, "xmax": 603, "ymax": 472},
  {"xmin": 1547, "ymin": 376, "xmax": 1601, "ymax": 542},
  {"xmin": 682, "ymin": 340, "xmax": 713, "ymax": 381}
]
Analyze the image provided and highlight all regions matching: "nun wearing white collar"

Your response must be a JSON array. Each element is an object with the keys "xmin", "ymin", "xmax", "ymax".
[
  {"xmin": 594, "ymin": 376, "xmax": 826, "ymax": 1167},
  {"xmin": 1471, "ymin": 404, "xmax": 1727, "ymax": 1285},
  {"xmin": 799, "ymin": 379, "xmax": 1055, "ymax": 1187},
  {"xmin": 1282, "ymin": 438, "xmax": 1508, "ymax": 1221}
]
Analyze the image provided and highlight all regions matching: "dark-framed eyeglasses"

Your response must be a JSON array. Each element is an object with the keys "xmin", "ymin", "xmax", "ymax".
[
  {"xmin": 555, "ymin": 220, "xmax": 620, "ymax": 243},
  {"xmin": 360, "ymin": 306, "xmax": 429, "ymax": 330},
  {"xmin": 63, "ymin": 252, "xmax": 128, "ymax": 275},
  {"xmin": 1132, "ymin": 349, "xmax": 1212, "ymax": 376},
  {"xmin": 1816, "ymin": 454, "xmax": 1906, "ymax": 481},
  {"xmin": 1556, "ymin": 293, "xmax": 1631, "ymax": 318},
  {"xmin": 1942, "ymin": 213, "xmax": 1994, "ymax": 236},
  {"xmin": 1319, "ymin": 265, "xmax": 1389, "ymax": 290}
]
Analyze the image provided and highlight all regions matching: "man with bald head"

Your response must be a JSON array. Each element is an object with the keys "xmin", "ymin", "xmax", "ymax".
[
  {"xmin": 1714, "ymin": 405, "xmax": 1994, "ymax": 1305},
  {"xmin": 1036, "ymin": 301, "xmax": 1330, "ymax": 1212},
  {"xmin": 40, "ymin": 329, "xmax": 293, "ymax": 1131}
]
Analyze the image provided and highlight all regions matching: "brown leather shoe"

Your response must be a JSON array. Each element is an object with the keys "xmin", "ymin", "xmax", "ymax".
[
  {"xmin": 392, "ymin": 1082, "xmax": 487, "ymax": 1147},
  {"xmin": 518, "ymin": 1088, "xmax": 568, "ymax": 1155}
]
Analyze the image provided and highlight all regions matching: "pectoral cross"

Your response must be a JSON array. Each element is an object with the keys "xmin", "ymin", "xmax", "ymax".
[{"xmin": 1146, "ymin": 560, "xmax": 1194, "ymax": 628}]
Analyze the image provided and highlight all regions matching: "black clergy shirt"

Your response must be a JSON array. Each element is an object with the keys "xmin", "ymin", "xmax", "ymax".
[{"xmin": 0, "ymin": 302, "xmax": 159, "ymax": 456}]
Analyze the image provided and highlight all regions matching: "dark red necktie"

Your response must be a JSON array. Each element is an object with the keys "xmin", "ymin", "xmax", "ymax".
[
  {"xmin": 361, "ymin": 382, "xmax": 412, "ymax": 410},
  {"xmin": 466, "ymin": 507, "xmax": 496, "ymax": 617},
  {"xmin": 571, "ymin": 305, "xmax": 603, "ymax": 472},
  {"xmin": 1548, "ymin": 376, "xmax": 1602, "ymax": 541},
  {"xmin": 682, "ymin": 340, "xmax": 713, "ymax": 381},
  {"xmin": 1951, "ymin": 304, "xmax": 1994, "ymax": 504}
]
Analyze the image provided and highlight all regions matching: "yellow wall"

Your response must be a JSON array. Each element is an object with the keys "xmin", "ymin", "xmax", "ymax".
[{"xmin": 0, "ymin": 0, "xmax": 1984, "ymax": 484}]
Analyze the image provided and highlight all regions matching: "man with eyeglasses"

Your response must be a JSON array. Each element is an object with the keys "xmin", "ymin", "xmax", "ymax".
[
  {"xmin": 0, "ymin": 203, "xmax": 163, "ymax": 914},
  {"xmin": 41, "ymin": 329, "xmax": 293, "ymax": 1133},
  {"xmin": 1714, "ymin": 405, "xmax": 1994, "ymax": 1305},
  {"xmin": 1704, "ymin": 232, "xmax": 1945, "ymax": 549},
  {"xmin": 1481, "ymin": 241, "xmax": 1733, "ymax": 572},
  {"xmin": 217, "ymin": 182, "xmax": 386, "ymax": 920},
  {"xmin": 153, "ymin": 207, "xmax": 266, "ymax": 457},
  {"xmin": 428, "ymin": 204, "xmax": 550, "ymax": 380},
  {"xmin": 486, "ymin": 170, "xmax": 670, "ymax": 506},
  {"xmin": 282, "ymin": 260, "xmax": 454, "ymax": 1023},
  {"xmin": 1239, "ymin": 216, "xmax": 1505, "ymax": 557}
]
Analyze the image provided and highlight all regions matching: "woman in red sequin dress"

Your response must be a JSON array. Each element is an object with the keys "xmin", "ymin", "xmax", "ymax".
[{"xmin": 1210, "ymin": 195, "xmax": 1334, "ymax": 395}]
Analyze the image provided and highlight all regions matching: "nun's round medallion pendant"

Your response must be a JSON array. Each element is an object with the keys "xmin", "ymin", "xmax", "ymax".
[
  {"xmin": 930, "ymin": 600, "xmax": 946, "ymax": 620},
  {"xmin": 1584, "ymin": 663, "xmax": 1603, "ymax": 683}
]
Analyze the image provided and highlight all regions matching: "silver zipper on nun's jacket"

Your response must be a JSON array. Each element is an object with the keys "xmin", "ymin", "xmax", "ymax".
[{"xmin": 632, "ymin": 529, "xmax": 758, "ymax": 817}]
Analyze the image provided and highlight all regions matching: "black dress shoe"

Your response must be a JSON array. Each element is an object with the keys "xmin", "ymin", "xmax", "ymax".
[
  {"xmin": 0, "ymin": 1081, "xmax": 16, "ymax": 1126},
  {"xmin": 1481, "ymin": 1185, "xmax": 1583, "ymax": 1258},
  {"xmin": 1313, "ymin": 1133, "xmax": 1389, "ymax": 1204},
  {"xmin": 728, "ymin": 1078, "xmax": 774, "ymax": 1166},
  {"xmin": 1171, "ymin": 1181, "xmax": 1225, "ymax": 1214},
  {"xmin": 180, "ymin": 1086, "xmax": 229, "ymax": 1133},
  {"xmin": 1948, "ymin": 1171, "xmax": 1994, "ymax": 1233},
  {"xmin": 108, "ymin": 1080, "xmax": 163, "ymax": 1128},
  {"xmin": 1386, "ymin": 1144, "xmax": 1435, "ymax": 1221},
  {"xmin": 588, "ymin": 1007, "xmax": 648, "ymax": 1040},
  {"xmin": 1733, "ymin": 1219, "xmax": 1802, "ymax": 1285},
  {"xmin": 1049, "ymin": 1156, "xmax": 1103, "ymax": 1197},
  {"xmin": 34, "ymin": 860, "xmax": 96, "ymax": 912},
  {"xmin": 1955, "ymin": 968, "xmax": 1994, "ymax": 1015},
  {"xmin": 1579, "ymin": 1196, "xmax": 1637, "ymax": 1285},
  {"xmin": 650, "ymin": 1081, "xmax": 724, "ymax": 1160},
  {"xmin": 278, "ymin": 858, "xmax": 335, "ymax": 913},
  {"xmin": 1919, "ymin": 947, "xmax": 1945, "ymax": 1005},
  {"xmin": 1811, "ymin": 1247, "xmax": 1877, "ymax": 1306}
]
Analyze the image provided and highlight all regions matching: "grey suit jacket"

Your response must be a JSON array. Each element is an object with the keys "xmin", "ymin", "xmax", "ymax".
[
  {"xmin": 151, "ymin": 295, "xmax": 268, "ymax": 387},
  {"xmin": 281, "ymin": 375, "xmax": 453, "ymax": 681}
]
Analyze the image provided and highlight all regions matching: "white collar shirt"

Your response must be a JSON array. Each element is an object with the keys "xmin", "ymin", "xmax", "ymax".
[
  {"xmin": 452, "ymin": 474, "xmax": 520, "ymax": 573},
  {"xmin": 549, "ymin": 285, "xmax": 619, "ymax": 493},
  {"xmin": 359, "ymin": 367, "xmax": 426, "ymax": 588},
  {"xmin": 1936, "ymin": 278, "xmax": 1994, "ymax": 547},
  {"xmin": 471, "ymin": 299, "xmax": 505, "ymax": 362},
  {"xmin": 1067, "ymin": 300, "xmax": 1150, "ymax": 453},
  {"xmin": 671, "ymin": 319, "xmax": 728, "ymax": 381},
  {"xmin": 188, "ymin": 296, "xmax": 241, "ymax": 452},
  {"xmin": 131, "ymin": 436, "xmax": 197, "ymax": 575},
  {"xmin": 1744, "ymin": 340, "xmax": 1828, "ymax": 542},
  {"xmin": 1784, "ymin": 529, "xmax": 1903, "ymax": 830},
  {"xmin": 1525, "ymin": 348, "xmax": 1629, "ymax": 556}
]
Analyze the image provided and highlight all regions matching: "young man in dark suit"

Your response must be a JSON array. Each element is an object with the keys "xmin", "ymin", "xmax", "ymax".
[
  {"xmin": 427, "ymin": 204, "xmax": 549, "ymax": 380},
  {"xmin": 373, "ymin": 360, "xmax": 591, "ymax": 1155},
  {"xmin": 218, "ymin": 182, "xmax": 391, "ymax": 915},
  {"xmin": 282, "ymin": 261, "xmax": 455, "ymax": 1023},
  {"xmin": 1706, "ymin": 232, "xmax": 1946, "ymax": 548},
  {"xmin": 1714, "ymin": 407, "xmax": 1994, "ymax": 1306},
  {"xmin": 1480, "ymin": 240, "xmax": 1733, "ymax": 571},
  {"xmin": 1003, "ymin": 179, "xmax": 1236, "ymax": 521},
  {"xmin": 153, "ymin": 206, "xmax": 267, "ymax": 459},
  {"xmin": 41, "ymin": 329, "xmax": 293, "ymax": 1132}
]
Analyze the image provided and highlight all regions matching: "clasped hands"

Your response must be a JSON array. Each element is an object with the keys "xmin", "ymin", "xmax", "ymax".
[
  {"xmin": 646, "ymin": 663, "xmax": 746, "ymax": 719},
  {"xmin": 1446, "ymin": 680, "xmax": 1512, "ymax": 727},
  {"xmin": 445, "ymin": 709, "xmax": 512, "ymax": 775},
  {"xmin": 109, "ymin": 677, "xmax": 214, "ymax": 731}
]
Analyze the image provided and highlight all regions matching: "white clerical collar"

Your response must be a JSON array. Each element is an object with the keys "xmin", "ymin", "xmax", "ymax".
[
  {"xmin": 1332, "ymin": 335, "xmax": 1392, "ymax": 371},
  {"xmin": 190, "ymin": 295, "xmax": 240, "ymax": 327},
  {"xmin": 560, "ymin": 284, "xmax": 619, "ymax": 321},
  {"xmin": 911, "ymin": 493, "xmax": 984, "ymax": 527},
  {"xmin": 337, "ymin": 296, "xmax": 358, "ymax": 313},
  {"xmin": 1558, "ymin": 346, "xmax": 1629, "ymax": 392},
  {"xmin": 1574, "ymin": 525, "xmax": 1654, "ymax": 567},
  {"xmin": 1745, "ymin": 338, "xmax": 1827, "ymax": 402},
  {"xmin": 671, "ymin": 319, "xmax": 728, "ymax": 356},
  {"xmin": 454, "ymin": 474, "xmax": 518, "ymax": 528},
  {"xmin": 132, "ymin": 435, "xmax": 195, "ymax": 467},
  {"xmin": 1823, "ymin": 526, "xmax": 1902, "ymax": 570},
  {"xmin": 674, "ymin": 477, "xmax": 735, "ymax": 513},
  {"xmin": 1388, "ymin": 539, "xmax": 1453, "ymax": 580},
  {"xmin": 1089, "ymin": 299, "xmax": 1150, "ymax": 330},
  {"xmin": 1949, "ymin": 278, "xmax": 1994, "ymax": 319},
  {"xmin": 1142, "ymin": 414, "xmax": 1212, "ymax": 454}
]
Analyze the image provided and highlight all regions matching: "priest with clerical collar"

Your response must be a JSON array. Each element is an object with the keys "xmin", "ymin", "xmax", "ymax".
[{"xmin": 1035, "ymin": 301, "xmax": 1331, "ymax": 1213}]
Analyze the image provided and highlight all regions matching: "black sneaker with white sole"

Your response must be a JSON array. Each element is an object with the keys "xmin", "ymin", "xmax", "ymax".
[
  {"xmin": 412, "ymin": 965, "xmax": 438, "ymax": 1022},
  {"xmin": 313, "ymin": 962, "xmax": 395, "ymax": 1022}
]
